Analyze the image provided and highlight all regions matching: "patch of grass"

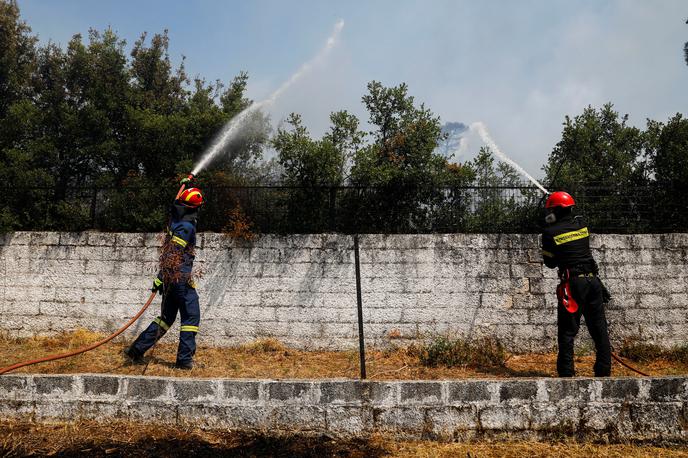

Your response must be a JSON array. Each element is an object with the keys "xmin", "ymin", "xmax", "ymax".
[
  {"xmin": 241, "ymin": 338, "xmax": 289, "ymax": 354},
  {"xmin": 1, "ymin": 329, "xmax": 685, "ymax": 379},
  {"xmin": 665, "ymin": 344, "xmax": 688, "ymax": 364},
  {"xmin": 418, "ymin": 336, "xmax": 509, "ymax": 369},
  {"xmin": 619, "ymin": 341, "xmax": 664, "ymax": 362},
  {"xmin": 619, "ymin": 338, "xmax": 676, "ymax": 362}
]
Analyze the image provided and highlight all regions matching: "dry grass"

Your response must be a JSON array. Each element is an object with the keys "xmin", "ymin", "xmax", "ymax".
[
  {"xmin": 1, "ymin": 419, "xmax": 687, "ymax": 457},
  {"xmin": 1, "ymin": 329, "xmax": 686, "ymax": 379}
]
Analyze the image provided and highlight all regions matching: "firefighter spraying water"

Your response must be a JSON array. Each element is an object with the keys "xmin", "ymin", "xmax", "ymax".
[
  {"xmin": 541, "ymin": 191, "xmax": 612, "ymax": 377},
  {"xmin": 124, "ymin": 176, "xmax": 204, "ymax": 370}
]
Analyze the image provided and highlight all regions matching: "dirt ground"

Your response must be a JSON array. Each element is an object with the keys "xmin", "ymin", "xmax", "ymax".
[
  {"xmin": 1, "ymin": 419, "xmax": 687, "ymax": 458},
  {"xmin": 0, "ymin": 329, "xmax": 686, "ymax": 379}
]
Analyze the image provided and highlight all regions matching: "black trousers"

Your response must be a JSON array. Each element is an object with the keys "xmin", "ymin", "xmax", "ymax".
[{"xmin": 557, "ymin": 276, "xmax": 612, "ymax": 377}]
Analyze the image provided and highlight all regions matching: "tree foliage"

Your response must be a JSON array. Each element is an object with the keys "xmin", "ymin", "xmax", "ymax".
[
  {"xmin": 543, "ymin": 104, "xmax": 688, "ymax": 232},
  {"xmin": 3, "ymin": 1, "xmax": 687, "ymax": 234},
  {"xmin": 0, "ymin": 1, "xmax": 269, "ymax": 232}
]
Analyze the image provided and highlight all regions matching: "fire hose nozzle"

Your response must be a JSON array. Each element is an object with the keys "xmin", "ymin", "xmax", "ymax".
[{"xmin": 175, "ymin": 173, "xmax": 195, "ymax": 200}]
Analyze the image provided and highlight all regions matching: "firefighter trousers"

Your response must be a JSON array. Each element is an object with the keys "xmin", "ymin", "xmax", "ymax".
[
  {"xmin": 556, "ymin": 276, "xmax": 611, "ymax": 377},
  {"xmin": 132, "ymin": 283, "xmax": 200, "ymax": 365}
]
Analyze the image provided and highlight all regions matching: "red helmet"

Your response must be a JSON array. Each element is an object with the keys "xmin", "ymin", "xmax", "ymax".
[
  {"xmin": 545, "ymin": 191, "xmax": 575, "ymax": 209},
  {"xmin": 178, "ymin": 187, "xmax": 204, "ymax": 208}
]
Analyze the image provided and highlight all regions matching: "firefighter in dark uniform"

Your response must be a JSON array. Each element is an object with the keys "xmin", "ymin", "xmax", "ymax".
[
  {"xmin": 124, "ymin": 183, "xmax": 204, "ymax": 370},
  {"xmin": 541, "ymin": 191, "xmax": 611, "ymax": 377}
]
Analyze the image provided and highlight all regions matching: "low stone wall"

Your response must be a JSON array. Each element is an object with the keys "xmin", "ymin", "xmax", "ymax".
[
  {"xmin": 1, "ymin": 232, "xmax": 687, "ymax": 351},
  {"xmin": 1, "ymin": 374, "xmax": 686, "ymax": 441}
]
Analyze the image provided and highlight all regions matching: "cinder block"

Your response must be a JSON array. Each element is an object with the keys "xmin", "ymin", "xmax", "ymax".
[
  {"xmin": 266, "ymin": 381, "xmax": 315, "ymax": 404},
  {"xmin": 399, "ymin": 382, "xmax": 443, "ymax": 405},
  {"xmin": 115, "ymin": 233, "xmax": 145, "ymax": 247},
  {"xmin": 530, "ymin": 403, "xmax": 580, "ymax": 431},
  {"xmin": 648, "ymin": 377, "xmax": 687, "ymax": 402},
  {"xmin": 426, "ymin": 406, "xmax": 477, "ymax": 439},
  {"xmin": 7, "ymin": 232, "xmax": 32, "ymax": 245},
  {"xmin": 269, "ymin": 406, "xmax": 327, "ymax": 431},
  {"xmin": 447, "ymin": 381, "xmax": 492, "ymax": 404},
  {"xmin": 0, "ymin": 375, "xmax": 31, "ymax": 399},
  {"xmin": 479, "ymin": 404, "xmax": 531, "ymax": 430},
  {"xmin": 630, "ymin": 402, "xmax": 685, "ymax": 438},
  {"xmin": 178, "ymin": 405, "xmax": 267, "ymax": 429},
  {"xmin": 326, "ymin": 406, "xmax": 373, "ymax": 434},
  {"xmin": 59, "ymin": 233, "xmax": 89, "ymax": 246},
  {"xmin": 370, "ymin": 382, "xmax": 399, "ymax": 406},
  {"xmin": 580, "ymin": 403, "xmax": 629, "ymax": 432},
  {"xmin": 87, "ymin": 233, "xmax": 114, "ymax": 247},
  {"xmin": 28, "ymin": 232, "xmax": 58, "ymax": 246},
  {"xmin": 319, "ymin": 381, "xmax": 369, "ymax": 405},
  {"xmin": 34, "ymin": 375, "xmax": 76, "ymax": 397},
  {"xmin": 121, "ymin": 400, "xmax": 177, "ymax": 423},
  {"xmin": 171, "ymin": 379, "xmax": 217, "ymax": 403},
  {"xmin": 125, "ymin": 377, "xmax": 170, "ymax": 400},
  {"xmin": 221, "ymin": 380, "xmax": 261, "ymax": 402},
  {"xmin": 544, "ymin": 378, "xmax": 593, "ymax": 402},
  {"xmin": 499, "ymin": 380, "xmax": 538, "ymax": 402},
  {"xmin": 81, "ymin": 375, "xmax": 120, "ymax": 397},
  {"xmin": 373, "ymin": 406, "xmax": 425, "ymax": 437},
  {"xmin": 601, "ymin": 378, "xmax": 641, "ymax": 401}
]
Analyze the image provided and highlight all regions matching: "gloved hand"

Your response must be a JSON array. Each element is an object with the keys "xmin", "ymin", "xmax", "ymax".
[
  {"xmin": 180, "ymin": 175, "xmax": 193, "ymax": 186},
  {"xmin": 151, "ymin": 275, "xmax": 164, "ymax": 293}
]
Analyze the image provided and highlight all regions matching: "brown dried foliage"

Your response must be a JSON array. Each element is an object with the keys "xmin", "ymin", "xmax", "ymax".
[
  {"xmin": 1, "ymin": 419, "xmax": 687, "ymax": 457},
  {"xmin": 222, "ymin": 204, "xmax": 257, "ymax": 242},
  {"xmin": 1, "ymin": 330, "xmax": 686, "ymax": 380},
  {"xmin": 156, "ymin": 231, "xmax": 196, "ymax": 284}
]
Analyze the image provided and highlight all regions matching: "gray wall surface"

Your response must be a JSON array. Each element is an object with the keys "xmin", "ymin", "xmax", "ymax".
[
  {"xmin": 1, "ymin": 374, "xmax": 686, "ymax": 441},
  {"xmin": 0, "ymin": 232, "xmax": 686, "ymax": 351}
]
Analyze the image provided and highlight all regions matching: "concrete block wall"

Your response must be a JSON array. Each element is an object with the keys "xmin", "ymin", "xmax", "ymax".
[
  {"xmin": 0, "ymin": 232, "xmax": 686, "ymax": 351},
  {"xmin": 0, "ymin": 374, "xmax": 686, "ymax": 441}
]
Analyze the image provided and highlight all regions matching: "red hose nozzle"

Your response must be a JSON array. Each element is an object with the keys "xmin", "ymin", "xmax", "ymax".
[{"xmin": 175, "ymin": 173, "xmax": 195, "ymax": 200}]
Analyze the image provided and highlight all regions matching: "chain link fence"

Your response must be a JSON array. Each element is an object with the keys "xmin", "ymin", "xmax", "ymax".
[{"xmin": 6, "ymin": 184, "xmax": 671, "ymax": 234}]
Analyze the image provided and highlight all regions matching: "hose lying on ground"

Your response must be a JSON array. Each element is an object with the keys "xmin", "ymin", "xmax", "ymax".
[
  {"xmin": 0, "ymin": 291, "xmax": 157, "ymax": 375},
  {"xmin": 611, "ymin": 351, "xmax": 650, "ymax": 377}
]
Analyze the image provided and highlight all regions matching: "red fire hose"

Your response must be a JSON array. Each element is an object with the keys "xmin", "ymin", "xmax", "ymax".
[
  {"xmin": 0, "ymin": 174, "xmax": 196, "ymax": 376},
  {"xmin": 611, "ymin": 351, "xmax": 650, "ymax": 377},
  {"xmin": 0, "ymin": 292, "xmax": 157, "ymax": 375}
]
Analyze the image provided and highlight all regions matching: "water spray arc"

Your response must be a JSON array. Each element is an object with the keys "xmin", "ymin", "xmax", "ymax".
[
  {"xmin": 191, "ymin": 19, "xmax": 345, "ymax": 176},
  {"xmin": 469, "ymin": 122, "xmax": 549, "ymax": 195}
]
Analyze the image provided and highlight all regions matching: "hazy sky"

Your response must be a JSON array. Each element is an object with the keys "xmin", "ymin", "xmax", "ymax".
[{"xmin": 17, "ymin": 0, "xmax": 688, "ymax": 178}]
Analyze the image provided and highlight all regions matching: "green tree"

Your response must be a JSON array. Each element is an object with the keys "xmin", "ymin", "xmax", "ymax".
[
  {"xmin": 644, "ymin": 113, "xmax": 688, "ymax": 230},
  {"xmin": 348, "ymin": 81, "xmax": 467, "ymax": 232},
  {"xmin": 350, "ymin": 81, "xmax": 447, "ymax": 187},
  {"xmin": 465, "ymin": 149, "xmax": 538, "ymax": 232},
  {"xmin": 274, "ymin": 111, "xmax": 362, "ymax": 187},
  {"xmin": 0, "ymin": 0, "xmax": 36, "ymax": 124},
  {"xmin": 0, "ymin": 1, "xmax": 269, "ymax": 231},
  {"xmin": 542, "ymin": 104, "xmax": 646, "ymax": 231},
  {"xmin": 271, "ymin": 111, "xmax": 363, "ymax": 231}
]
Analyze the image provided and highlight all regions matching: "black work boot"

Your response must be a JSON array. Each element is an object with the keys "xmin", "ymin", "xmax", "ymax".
[
  {"xmin": 123, "ymin": 346, "xmax": 145, "ymax": 365},
  {"xmin": 174, "ymin": 361, "xmax": 193, "ymax": 370}
]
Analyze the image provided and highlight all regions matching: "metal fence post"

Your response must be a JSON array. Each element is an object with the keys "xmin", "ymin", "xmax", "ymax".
[
  {"xmin": 353, "ymin": 234, "xmax": 366, "ymax": 379},
  {"xmin": 90, "ymin": 187, "xmax": 98, "ymax": 229},
  {"xmin": 328, "ymin": 186, "xmax": 336, "ymax": 232}
]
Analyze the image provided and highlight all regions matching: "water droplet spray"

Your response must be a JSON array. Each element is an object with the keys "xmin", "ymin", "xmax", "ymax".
[
  {"xmin": 191, "ymin": 20, "xmax": 345, "ymax": 176},
  {"xmin": 470, "ymin": 122, "xmax": 549, "ymax": 195}
]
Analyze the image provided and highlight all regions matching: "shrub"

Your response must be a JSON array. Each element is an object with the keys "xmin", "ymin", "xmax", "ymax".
[
  {"xmin": 665, "ymin": 345, "xmax": 688, "ymax": 364},
  {"xmin": 618, "ymin": 339, "xmax": 664, "ymax": 362},
  {"xmin": 418, "ymin": 335, "xmax": 508, "ymax": 368}
]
